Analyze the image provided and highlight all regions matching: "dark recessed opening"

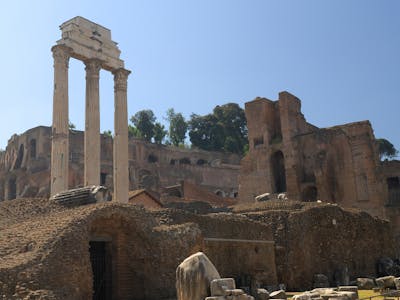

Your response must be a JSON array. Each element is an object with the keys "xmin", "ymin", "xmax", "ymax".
[
  {"xmin": 100, "ymin": 173, "xmax": 107, "ymax": 186},
  {"xmin": 30, "ymin": 139, "xmax": 37, "ymax": 159},
  {"xmin": 90, "ymin": 241, "xmax": 112, "ymax": 300},
  {"xmin": 271, "ymin": 150, "xmax": 286, "ymax": 193},
  {"xmin": 147, "ymin": 154, "xmax": 158, "ymax": 163},
  {"xmin": 196, "ymin": 159, "xmax": 207, "ymax": 166},
  {"xmin": 179, "ymin": 158, "xmax": 190, "ymax": 165},
  {"xmin": 8, "ymin": 178, "xmax": 16, "ymax": 200}
]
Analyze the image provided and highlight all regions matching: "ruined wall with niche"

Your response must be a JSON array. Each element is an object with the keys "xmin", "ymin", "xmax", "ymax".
[
  {"xmin": 0, "ymin": 126, "xmax": 240, "ymax": 201},
  {"xmin": 238, "ymin": 91, "xmax": 391, "ymax": 220}
]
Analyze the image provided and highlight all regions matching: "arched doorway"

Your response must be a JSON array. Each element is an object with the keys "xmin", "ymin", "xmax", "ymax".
[
  {"xmin": 302, "ymin": 186, "xmax": 318, "ymax": 202},
  {"xmin": 271, "ymin": 151, "xmax": 286, "ymax": 193}
]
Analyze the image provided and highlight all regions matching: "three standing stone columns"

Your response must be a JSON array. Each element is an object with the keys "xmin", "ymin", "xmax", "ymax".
[
  {"xmin": 84, "ymin": 59, "xmax": 102, "ymax": 186},
  {"xmin": 113, "ymin": 68, "xmax": 130, "ymax": 203},
  {"xmin": 50, "ymin": 45, "xmax": 71, "ymax": 196}
]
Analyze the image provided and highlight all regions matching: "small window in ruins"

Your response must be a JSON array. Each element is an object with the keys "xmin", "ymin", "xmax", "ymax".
[
  {"xmin": 196, "ymin": 159, "xmax": 207, "ymax": 166},
  {"xmin": 147, "ymin": 154, "xmax": 158, "ymax": 163},
  {"xmin": 387, "ymin": 177, "xmax": 400, "ymax": 206},
  {"xmin": 8, "ymin": 178, "xmax": 16, "ymax": 200},
  {"xmin": 233, "ymin": 192, "xmax": 238, "ymax": 198},
  {"xmin": 253, "ymin": 137, "xmax": 264, "ymax": 147},
  {"xmin": 170, "ymin": 159, "xmax": 176, "ymax": 165},
  {"xmin": 100, "ymin": 173, "xmax": 107, "ymax": 186},
  {"xmin": 14, "ymin": 144, "xmax": 24, "ymax": 169},
  {"xmin": 179, "ymin": 158, "xmax": 191, "ymax": 165},
  {"xmin": 30, "ymin": 139, "xmax": 37, "ymax": 159}
]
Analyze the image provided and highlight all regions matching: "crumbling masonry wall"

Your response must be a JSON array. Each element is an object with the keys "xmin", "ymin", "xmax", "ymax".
[
  {"xmin": 0, "ymin": 126, "xmax": 240, "ymax": 201},
  {"xmin": 238, "ymin": 91, "xmax": 389, "ymax": 220}
]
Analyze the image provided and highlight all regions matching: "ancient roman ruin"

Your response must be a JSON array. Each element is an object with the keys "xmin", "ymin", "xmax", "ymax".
[
  {"xmin": 51, "ymin": 16, "xmax": 130, "ymax": 202},
  {"xmin": 1, "ymin": 16, "xmax": 400, "ymax": 300},
  {"xmin": 238, "ymin": 92, "xmax": 400, "ymax": 237}
]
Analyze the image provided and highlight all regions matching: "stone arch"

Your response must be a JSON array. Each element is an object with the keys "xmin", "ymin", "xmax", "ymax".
[
  {"xmin": 302, "ymin": 186, "xmax": 318, "ymax": 202},
  {"xmin": 14, "ymin": 144, "xmax": 24, "ymax": 169},
  {"xmin": 88, "ymin": 214, "xmax": 153, "ymax": 299},
  {"xmin": 271, "ymin": 150, "xmax": 286, "ymax": 193}
]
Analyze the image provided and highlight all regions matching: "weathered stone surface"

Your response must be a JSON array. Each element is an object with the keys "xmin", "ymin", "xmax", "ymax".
[
  {"xmin": 211, "ymin": 278, "xmax": 236, "ymax": 296},
  {"xmin": 256, "ymin": 288, "xmax": 270, "ymax": 300},
  {"xmin": 356, "ymin": 278, "xmax": 376, "ymax": 290},
  {"xmin": 334, "ymin": 267, "xmax": 350, "ymax": 286},
  {"xmin": 176, "ymin": 252, "xmax": 221, "ymax": 300},
  {"xmin": 292, "ymin": 292, "xmax": 321, "ymax": 300},
  {"xmin": 255, "ymin": 193, "xmax": 270, "ymax": 202},
  {"xmin": 242, "ymin": 204, "xmax": 396, "ymax": 291},
  {"xmin": 375, "ymin": 276, "xmax": 396, "ymax": 289},
  {"xmin": 313, "ymin": 274, "xmax": 330, "ymax": 288},
  {"xmin": 270, "ymin": 290, "xmax": 287, "ymax": 299},
  {"xmin": 394, "ymin": 277, "xmax": 400, "ymax": 290},
  {"xmin": 338, "ymin": 286, "xmax": 358, "ymax": 293},
  {"xmin": 51, "ymin": 185, "xmax": 111, "ymax": 207}
]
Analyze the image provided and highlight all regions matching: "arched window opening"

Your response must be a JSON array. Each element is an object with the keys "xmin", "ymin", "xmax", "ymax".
[{"xmin": 271, "ymin": 151, "xmax": 286, "ymax": 193}]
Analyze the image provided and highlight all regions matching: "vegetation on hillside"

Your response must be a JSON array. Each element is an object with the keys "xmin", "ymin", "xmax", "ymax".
[{"xmin": 127, "ymin": 103, "xmax": 248, "ymax": 155}]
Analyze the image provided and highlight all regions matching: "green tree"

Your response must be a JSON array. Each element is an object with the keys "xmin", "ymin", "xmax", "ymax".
[
  {"xmin": 102, "ymin": 130, "xmax": 113, "ymax": 138},
  {"xmin": 166, "ymin": 108, "xmax": 188, "ymax": 146},
  {"xmin": 130, "ymin": 110, "xmax": 156, "ymax": 141},
  {"xmin": 68, "ymin": 121, "xmax": 76, "ymax": 130},
  {"xmin": 376, "ymin": 138, "xmax": 398, "ymax": 160},
  {"xmin": 153, "ymin": 122, "xmax": 167, "ymax": 144},
  {"xmin": 188, "ymin": 113, "xmax": 224, "ymax": 151},
  {"xmin": 128, "ymin": 125, "xmax": 140, "ymax": 138},
  {"xmin": 188, "ymin": 103, "xmax": 248, "ymax": 154}
]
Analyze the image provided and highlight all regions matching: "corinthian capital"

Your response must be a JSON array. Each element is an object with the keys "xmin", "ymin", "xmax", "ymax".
[
  {"xmin": 113, "ymin": 68, "xmax": 131, "ymax": 91},
  {"xmin": 51, "ymin": 45, "xmax": 72, "ymax": 67},
  {"xmin": 84, "ymin": 59, "xmax": 102, "ymax": 76}
]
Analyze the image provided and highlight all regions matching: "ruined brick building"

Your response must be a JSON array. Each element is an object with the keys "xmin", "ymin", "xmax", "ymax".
[
  {"xmin": 238, "ymin": 91, "xmax": 400, "ymax": 233},
  {"xmin": 0, "ymin": 126, "xmax": 240, "ymax": 202}
]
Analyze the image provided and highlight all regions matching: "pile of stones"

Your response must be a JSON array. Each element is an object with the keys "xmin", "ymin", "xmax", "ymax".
[
  {"xmin": 176, "ymin": 252, "xmax": 271, "ymax": 300},
  {"xmin": 292, "ymin": 287, "xmax": 358, "ymax": 300},
  {"xmin": 357, "ymin": 275, "xmax": 400, "ymax": 291}
]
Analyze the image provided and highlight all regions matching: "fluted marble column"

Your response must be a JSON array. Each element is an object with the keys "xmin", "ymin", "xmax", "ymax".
[
  {"xmin": 113, "ymin": 68, "xmax": 130, "ymax": 202},
  {"xmin": 84, "ymin": 59, "xmax": 102, "ymax": 186},
  {"xmin": 51, "ymin": 45, "xmax": 71, "ymax": 196}
]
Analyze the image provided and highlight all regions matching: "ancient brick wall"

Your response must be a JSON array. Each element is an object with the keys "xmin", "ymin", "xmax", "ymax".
[
  {"xmin": 0, "ymin": 126, "xmax": 240, "ymax": 201},
  {"xmin": 238, "ymin": 91, "xmax": 391, "ymax": 220},
  {"xmin": 243, "ymin": 203, "xmax": 396, "ymax": 290}
]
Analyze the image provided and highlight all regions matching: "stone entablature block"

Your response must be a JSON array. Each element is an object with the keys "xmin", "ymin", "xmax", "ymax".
[{"xmin": 57, "ymin": 16, "xmax": 124, "ymax": 71}]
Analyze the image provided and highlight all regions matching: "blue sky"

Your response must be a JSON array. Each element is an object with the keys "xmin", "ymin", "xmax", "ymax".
[{"xmin": 0, "ymin": 1, "xmax": 399, "ymax": 151}]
